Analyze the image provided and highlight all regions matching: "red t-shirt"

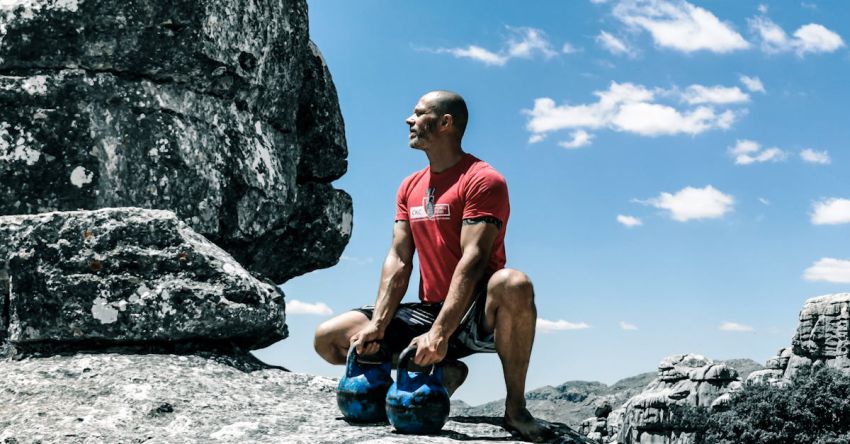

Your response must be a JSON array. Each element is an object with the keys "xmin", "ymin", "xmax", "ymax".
[{"xmin": 395, "ymin": 153, "xmax": 509, "ymax": 303}]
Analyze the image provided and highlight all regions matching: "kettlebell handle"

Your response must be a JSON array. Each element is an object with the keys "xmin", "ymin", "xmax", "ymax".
[{"xmin": 397, "ymin": 345, "xmax": 437, "ymax": 386}]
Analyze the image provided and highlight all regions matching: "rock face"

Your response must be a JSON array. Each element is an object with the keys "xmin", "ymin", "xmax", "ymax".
[
  {"xmin": 0, "ymin": 0, "xmax": 351, "ymax": 283},
  {"xmin": 607, "ymin": 354, "xmax": 742, "ymax": 444},
  {"xmin": 748, "ymin": 293, "xmax": 850, "ymax": 385},
  {"xmin": 0, "ymin": 208, "xmax": 286, "ymax": 351},
  {"xmin": 0, "ymin": 353, "xmax": 594, "ymax": 443}
]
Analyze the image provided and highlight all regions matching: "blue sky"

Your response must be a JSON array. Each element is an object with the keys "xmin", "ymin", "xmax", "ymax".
[{"xmin": 255, "ymin": 0, "xmax": 850, "ymax": 405}]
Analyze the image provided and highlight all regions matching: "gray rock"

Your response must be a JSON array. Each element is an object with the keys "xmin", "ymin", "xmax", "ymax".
[
  {"xmin": 612, "ymin": 354, "xmax": 743, "ymax": 444},
  {"xmin": 0, "ymin": 208, "xmax": 286, "ymax": 350},
  {"xmin": 0, "ymin": 353, "xmax": 593, "ymax": 443},
  {"xmin": 749, "ymin": 294, "xmax": 850, "ymax": 386},
  {"xmin": 0, "ymin": 0, "xmax": 351, "ymax": 283}
]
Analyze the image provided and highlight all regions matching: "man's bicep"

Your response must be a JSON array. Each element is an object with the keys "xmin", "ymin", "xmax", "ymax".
[
  {"xmin": 389, "ymin": 220, "xmax": 415, "ymax": 262},
  {"xmin": 459, "ymin": 220, "xmax": 499, "ymax": 255}
]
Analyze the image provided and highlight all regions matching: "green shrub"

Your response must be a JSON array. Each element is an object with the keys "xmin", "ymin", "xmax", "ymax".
[{"xmin": 668, "ymin": 365, "xmax": 850, "ymax": 444}]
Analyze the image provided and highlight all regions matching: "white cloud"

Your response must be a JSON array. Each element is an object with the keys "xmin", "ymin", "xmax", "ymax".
[
  {"xmin": 562, "ymin": 42, "xmax": 579, "ymax": 54},
  {"xmin": 681, "ymin": 85, "xmax": 749, "ymax": 105},
  {"xmin": 558, "ymin": 130, "xmax": 594, "ymax": 149},
  {"xmin": 749, "ymin": 17, "xmax": 845, "ymax": 56},
  {"xmin": 617, "ymin": 214, "xmax": 643, "ymax": 227},
  {"xmin": 719, "ymin": 322, "xmax": 755, "ymax": 332},
  {"xmin": 811, "ymin": 198, "xmax": 850, "ymax": 225},
  {"xmin": 525, "ymin": 81, "xmax": 744, "ymax": 141},
  {"xmin": 620, "ymin": 321, "xmax": 639, "ymax": 330},
  {"xmin": 435, "ymin": 46, "xmax": 508, "ymax": 66},
  {"xmin": 804, "ymin": 258, "xmax": 850, "ymax": 283},
  {"xmin": 340, "ymin": 255, "xmax": 375, "ymax": 265},
  {"xmin": 739, "ymin": 75, "xmax": 766, "ymax": 93},
  {"xmin": 528, "ymin": 134, "xmax": 547, "ymax": 144},
  {"xmin": 612, "ymin": 0, "xmax": 749, "ymax": 53},
  {"xmin": 537, "ymin": 318, "xmax": 591, "ymax": 332},
  {"xmin": 641, "ymin": 185, "xmax": 734, "ymax": 222},
  {"xmin": 430, "ymin": 27, "xmax": 556, "ymax": 66},
  {"xmin": 286, "ymin": 299, "xmax": 333, "ymax": 315},
  {"xmin": 728, "ymin": 139, "xmax": 787, "ymax": 165},
  {"xmin": 597, "ymin": 31, "xmax": 635, "ymax": 57},
  {"xmin": 757, "ymin": 4, "xmax": 768, "ymax": 14},
  {"xmin": 800, "ymin": 148, "xmax": 831, "ymax": 165},
  {"xmin": 759, "ymin": 197, "xmax": 770, "ymax": 206}
]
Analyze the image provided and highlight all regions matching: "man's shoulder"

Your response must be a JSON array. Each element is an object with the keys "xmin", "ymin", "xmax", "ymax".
[
  {"xmin": 397, "ymin": 165, "xmax": 430, "ymax": 190},
  {"xmin": 466, "ymin": 155, "xmax": 507, "ymax": 184}
]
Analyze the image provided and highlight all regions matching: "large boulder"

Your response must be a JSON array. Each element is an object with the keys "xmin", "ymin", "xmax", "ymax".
[
  {"xmin": 610, "ymin": 354, "xmax": 741, "ymax": 444},
  {"xmin": 0, "ymin": 0, "xmax": 351, "ymax": 283},
  {"xmin": 748, "ymin": 293, "xmax": 850, "ymax": 385},
  {"xmin": 0, "ymin": 208, "xmax": 286, "ymax": 351}
]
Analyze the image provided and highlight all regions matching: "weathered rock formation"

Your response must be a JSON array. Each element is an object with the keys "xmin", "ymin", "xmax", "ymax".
[
  {"xmin": 605, "ymin": 354, "xmax": 742, "ymax": 444},
  {"xmin": 0, "ymin": 0, "xmax": 351, "ymax": 283},
  {"xmin": 0, "ymin": 208, "xmax": 286, "ymax": 352},
  {"xmin": 0, "ymin": 353, "xmax": 595, "ymax": 443},
  {"xmin": 748, "ymin": 293, "xmax": 850, "ymax": 385}
]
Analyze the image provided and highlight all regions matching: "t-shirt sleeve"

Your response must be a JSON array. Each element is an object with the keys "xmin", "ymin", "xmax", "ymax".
[
  {"xmin": 463, "ymin": 169, "xmax": 509, "ymax": 224},
  {"xmin": 395, "ymin": 180, "xmax": 409, "ymax": 221}
]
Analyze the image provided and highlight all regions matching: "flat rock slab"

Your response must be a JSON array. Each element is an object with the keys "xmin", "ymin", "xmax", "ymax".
[
  {"xmin": 0, "ymin": 353, "xmax": 591, "ymax": 443},
  {"xmin": 0, "ymin": 208, "xmax": 286, "ymax": 350}
]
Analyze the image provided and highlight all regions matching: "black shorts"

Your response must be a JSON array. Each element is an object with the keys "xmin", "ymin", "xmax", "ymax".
[{"xmin": 352, "ymin": 282, "xmax": 495, "ymax": 360}]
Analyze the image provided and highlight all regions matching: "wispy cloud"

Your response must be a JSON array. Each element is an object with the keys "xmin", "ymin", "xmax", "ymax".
[
  {"xmin": 739, "ymin": 75, "xmax": 766, "ymax": 93},
  {"xmin": 537, "ymin": 318, "xmax": 591, "ymax": 332},
  {"xmin": 638, "ymin": 185, "xmax": 734, "ymax": 222},
  {"xmin": 561, "ymin": 42, "xmax": 579, "ymax": 54},
  {"xmin": 800, "ymin": 148, "xmax": 831, "ymax": 165},
  {"xmin": 428, "ymin": 27, "xmax": 557, "ymax": 66},
  {"xmin": 596, "ymin": 31, "xmax": 636, "ymax": 57},
  {"xmin": 719, "ymin": 322, "xmax": 755, "ymax": 332},
  {"xmin": 558, "ymin": 130, "xmax": 594, "ymax": 149},
  {"xmin": 804, "ymin": 258, "xmax": 850, "ymax": 283},
  {"xmin": 617, "ymin": 214, "xmax": 643, "ymax": 227},
  {"xmin": 620, "ymin": 321, "xmax": 639, "ymax": 330},
  {"xmin": 286, "ymin": 300, "xmax": 334, "ymax": 315},
  {"xmin": 728, "ymin": 139, "xmax": 787, "ymax": 165},
  {"xmin": 612, "ymin": 0, "xmax": 750, "ymax": 54},
  {"xmin": 340, "ymin": 255, "xmax": 375, "ymax": 266},
  {"xmin": 681, "ymin": 85, "xmax": 749, "ymax": 105},
  {"xmin": 811, "ymin": 198, "xmax": 850, "ymax": 225},
  {"xmin": 749, "ymin": 16, "xmax": 845, "ymax": 56},
  {"xmin": 524, "ymin": 81, "xmax": 742, "ymax": 143}
]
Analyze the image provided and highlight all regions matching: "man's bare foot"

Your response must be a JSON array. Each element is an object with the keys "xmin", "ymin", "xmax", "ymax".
[
  {"xmin": 439, "ymin": 360, "xmax": 468, "ymax": 397},
  {"xmin": 504, "ymin": 406, "xmax": 556, "ymax": 443}
]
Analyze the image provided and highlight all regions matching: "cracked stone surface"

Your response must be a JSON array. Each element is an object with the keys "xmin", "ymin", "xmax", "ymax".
[
  {"xmin": 0, "ymin": 353, "xmax": 593, "ymax": 443},
  {"xmin": 0, "ymin": 208, "xmax": 286, "ymax": 350},
  {"xmin": 0, "ymin": 0, "xmax": 351, "ymax": 283}
]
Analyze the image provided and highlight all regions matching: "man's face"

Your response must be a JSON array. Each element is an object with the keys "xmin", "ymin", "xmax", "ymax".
[{"xmin": 405, "ymin": 95, "xmax": 440, "ymax": 149}]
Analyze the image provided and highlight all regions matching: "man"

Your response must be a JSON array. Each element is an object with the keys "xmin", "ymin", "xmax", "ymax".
[{"xmin": 314, "ymin": 91, "xmax": 552, "ymax": 442}]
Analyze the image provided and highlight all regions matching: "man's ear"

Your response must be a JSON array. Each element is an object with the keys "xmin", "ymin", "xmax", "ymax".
[{"xmin": 441, "ymin": 114, "xmax": 453, "ymax": 129}]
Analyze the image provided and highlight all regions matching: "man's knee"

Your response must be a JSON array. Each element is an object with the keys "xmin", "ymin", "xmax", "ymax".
[
  {"xmin": 488, "ymin": 268, "xmax": 535, "ymax": 308},
  {"xmin": 314, "ymin": 319, "xmax": 346, "ymax": 364}
]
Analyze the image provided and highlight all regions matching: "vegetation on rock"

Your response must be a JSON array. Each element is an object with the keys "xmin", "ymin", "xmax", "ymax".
[{"xmin": 666, "ymin": 365, "xmax": 850, "ymax": 443}]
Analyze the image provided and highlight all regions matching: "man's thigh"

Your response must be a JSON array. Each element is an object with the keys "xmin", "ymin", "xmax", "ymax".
[{"xmin": 317, "ymin": 310, "xmax": 371, "ymax": 346}]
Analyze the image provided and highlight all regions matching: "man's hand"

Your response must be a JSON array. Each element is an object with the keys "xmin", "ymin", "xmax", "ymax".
[
  {"xmin": 350, "ymin": 322, "xmax": 384, "ymax": 357},
  {"xmin": 409, "ymin": 330, "xmax": 449, "ymax": 367}
]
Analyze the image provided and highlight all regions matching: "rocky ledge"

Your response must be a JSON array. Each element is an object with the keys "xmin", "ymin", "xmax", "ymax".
[{"xmin": 0, "ymin": 353, "xmax": 592, "ymax": 443}]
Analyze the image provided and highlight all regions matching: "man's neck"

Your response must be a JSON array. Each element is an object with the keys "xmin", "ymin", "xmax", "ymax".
[{"xmin": 424, "ymin": 144, "xmax": 465, "ymax": 173}]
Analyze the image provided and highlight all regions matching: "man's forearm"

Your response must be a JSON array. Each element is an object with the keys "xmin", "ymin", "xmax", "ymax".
[
  {"xmin": 370, "ymin": 254, "xmax": 412, "ymax": 333},
  {"xmin": 431, "ymin": 251, "xmax": 489, "ymax": 339}
]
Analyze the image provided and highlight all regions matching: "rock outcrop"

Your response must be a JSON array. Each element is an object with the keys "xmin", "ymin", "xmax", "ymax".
[
  {"xmin": 0, "ymin": 208, "xmax": 286, "ymax": 352},
  {"xmin": 0, "ymin": 353, "xmax": 594, "ymax": 443},
  {"xmin": 606, "ymin": 354, "xmax": 742, "ymax": 444},
  {"xmin": 748, "ymin": 293, "xmax": 850, "ymax": 385},
  {"xmin": 0, "ymin": 0, "xmax": 351, "ymax": 283}
]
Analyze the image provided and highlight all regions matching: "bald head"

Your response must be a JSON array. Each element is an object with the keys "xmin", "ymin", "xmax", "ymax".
[{"xmin": 425, "ymin": 90, "xmax": 468, "ymax": 140}]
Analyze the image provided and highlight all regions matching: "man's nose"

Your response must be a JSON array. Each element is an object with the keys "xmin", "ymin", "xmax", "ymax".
[{"xmin": 405, "ymin": 115, "xmax": 414, "ymax": 125}]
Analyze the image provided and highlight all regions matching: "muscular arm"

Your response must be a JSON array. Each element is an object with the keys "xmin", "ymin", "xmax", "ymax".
[
  {"xmin": 411, "ymin": 220, "xmax": 500, "ymax": 365},
  {"xmin": 351, "ymin": 221, "xmax": 415, "ymax": 355}
]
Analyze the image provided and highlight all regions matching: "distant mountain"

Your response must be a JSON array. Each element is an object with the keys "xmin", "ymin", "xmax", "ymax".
[{"xmin": 452, "ymin": 358, "xmax": 763, "ymax": 428}]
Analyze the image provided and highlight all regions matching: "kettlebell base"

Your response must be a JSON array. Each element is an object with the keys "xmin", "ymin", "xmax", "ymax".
[{"xmin": 337, "ymin": 391, "xmax": 389, "ymax": 423}]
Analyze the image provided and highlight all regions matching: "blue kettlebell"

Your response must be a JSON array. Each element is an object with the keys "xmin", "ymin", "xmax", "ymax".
[
  {"xmin": 337, "ymin": 344, "xmax": 394, "ymax": 423},
  {"xmin": 385, "ymin": 346, "xmax": 451, "ymax": 434}
]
